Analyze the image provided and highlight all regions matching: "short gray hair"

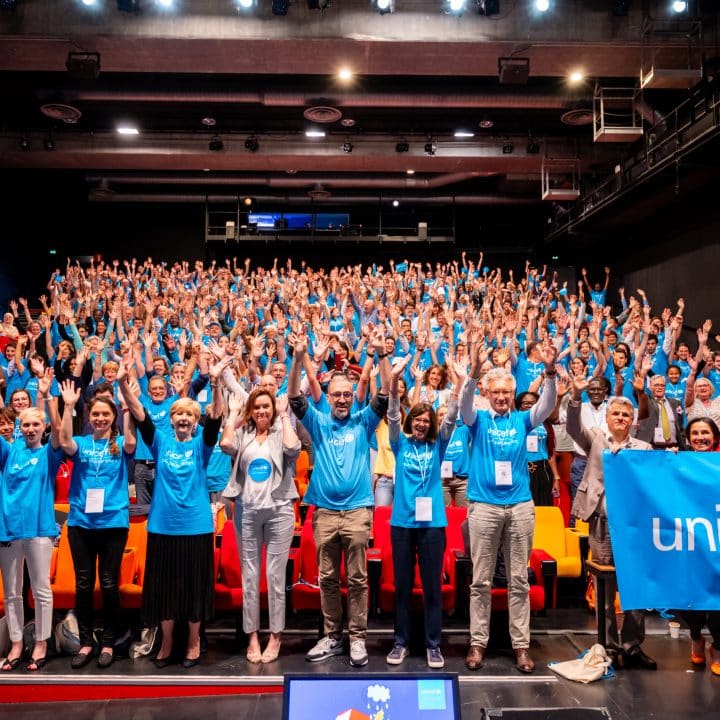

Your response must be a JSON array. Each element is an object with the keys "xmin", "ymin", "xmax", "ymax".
[
  {"xmin": 483, "ymin": 368, "xmax": 516, "ymax": 392},
  {"xmin": 607, "ymin": 395, "xmax": 634, "ymax": 412}
]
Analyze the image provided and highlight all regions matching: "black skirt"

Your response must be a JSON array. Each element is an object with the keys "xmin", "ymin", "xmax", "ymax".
[
  {"xmin": 528, "ymin": 459, "xmax": 554, "ymax": 507},
  {"xmin": 142, "ymin": 532, "xmax": 215, "ymax": 625}
]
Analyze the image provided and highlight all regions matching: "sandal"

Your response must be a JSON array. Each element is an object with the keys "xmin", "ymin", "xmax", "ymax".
[
  {"xmin": 1, "ymin": 657, "xmax": 22, "ymax": 672},
  {"xmin": 246, "ymin": 648, "xmax": 262, "ymax": 664},
  {"xmin": 261, "ymin": 645, "xmax": 281, "ymax": 663},
  {"xmin": 26, "ymin": 656, "xmax": 46, "ymax": 672}
]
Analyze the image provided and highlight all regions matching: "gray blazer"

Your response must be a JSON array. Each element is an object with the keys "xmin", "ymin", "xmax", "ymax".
[
  {"xmin": 635, "ymin": 394, "xmax": 686, "ymax": 448},
  {"xmin": 222, "ymin": 419, "xmax": 301, "ymax": 503},
  {"xmin": 566, "ymin": 399, "xmax": 651, "ymax": 522}
]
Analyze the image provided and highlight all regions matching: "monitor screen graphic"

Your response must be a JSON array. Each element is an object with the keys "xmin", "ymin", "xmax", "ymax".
[{"xmin": 282, "ymin": 673, "xmax": 461, "ymax": 720}]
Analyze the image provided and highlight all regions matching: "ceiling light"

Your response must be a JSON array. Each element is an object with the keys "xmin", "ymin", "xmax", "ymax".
[
  {"xmin": 443, "ymin": 0, "xmax": 466, "ymax": 14},
  {"xmin": 424, "ymin": 141, "xmax": 437, "ymax": 155},
  {"xmin": 244, "ymin": 137, "xmax": 259, "ymax": 152},
  {"xmin": 406, "ymin": 169, "xmax": 415, "ymax": 174},
  {"xmin": 44, "ymin": 138, "xmax": 55, "ymax": 151},
  {"xmin": 201, "ymin": 115, "xmax": 216, "ymax": 127},
  {"xmin": 342, "ymin": 141, "xmax": 353, "ymax": 153},
  {"xmin": 341, "ymin": 118, "xmax": 356, "ymax": 127},
  {"xmin": 373, "ymin": 0, "xmax": 395, "ymax": 14},
  {"xmin": 306, "ymin": 129, "xmax": 326, "ymax": 138},
  {"xmin": 271, "ymin": 0, "xmax": 289, "ymax": 14},
  {"xmin": 392, "ymin": 200, "xmax": 400, "ymax": 207},
  {"xmin": 80, "ymin": 0, "xmax": 97, "ymax": 6},
  {"xmin": 243, "ymin": 197, "xmax": 253, "ymax": 206},
  {"xmin": 454, "ymin": 130, "xmax": 475, "ymax": 138},
  {"xmin": 670, "ymin": 0, "xmax": 687, "ymax": 12},
  {"xmin": 116, "ymin": 125, "xmax": 139, "ymax": 135},
  {"xmin": 337, "ymin": 67, "xmax": 353, "ymax": 82},
  {"xmin": 568, "ymin": 70, "xmax": 585, "ymax": 84},
  {"xmin": 19, "ymin": 137, "xmax": 30, "ymax": 151},
  {"xmin": 237, "ymin": 0, "xmax": 257, "ymax": 9},
  {"xmin": 156, "ymin": 0, "xmax": 173, "ymax": 8},
  {"xmin": 477, "ymin": 0, "xmax": 499, "ymax": 14},
  {"xmin": 478, "ymin": 115, "xmax": 494, "ymax": 129},
  {"xmin": 209, "ymin": 135, "xmax": 224, "ymax": 151},
  {"xmin": 502, "ymin": 142, "xmax": 514, "ymax": 154},
  {"xmin": 535, "ymin": 0, "xmax": 549, "ymax": 11},
  {"xmin": 395, "ymin": 141, "xmax": 409, "ymax": 153}
]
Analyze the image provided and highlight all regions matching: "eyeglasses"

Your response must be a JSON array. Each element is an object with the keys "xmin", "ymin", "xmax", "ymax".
[{"xmin": 329, "ymin": 391, "xmax": 354, "ymax": 400}]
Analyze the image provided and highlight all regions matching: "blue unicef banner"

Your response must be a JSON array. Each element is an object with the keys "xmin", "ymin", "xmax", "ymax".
[{"xmin": 603, "ymin": 450, "xmax": 720, "ymax": 611}]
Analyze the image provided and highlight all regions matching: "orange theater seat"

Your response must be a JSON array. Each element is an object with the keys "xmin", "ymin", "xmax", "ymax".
[
  {"xmin": 214, "ymin": 521, "xmax": 244, "ymax": 612},
  {"xmin": 294, "ymin": 450, "xmax": 310, "ymax": 499},
  {"xmin": 119, "ymin": 516, "xmax": 148, "ymax": 609}
]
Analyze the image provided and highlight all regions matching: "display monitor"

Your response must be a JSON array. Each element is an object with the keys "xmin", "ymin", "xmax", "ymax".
[
  {"xmin": 248, "ymin": 212, "xmax": 349, "ymax": 231},
  {"xmin": 282, "ymin": 672, "xmax": 462, "ymax": 720}
]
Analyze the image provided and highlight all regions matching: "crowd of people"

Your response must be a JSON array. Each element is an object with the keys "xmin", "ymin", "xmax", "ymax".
[{"xmin": 0, "ymin": 254, "xmax": 718, "ymax": 675}]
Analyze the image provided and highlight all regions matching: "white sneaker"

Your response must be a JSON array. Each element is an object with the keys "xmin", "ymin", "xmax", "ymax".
[
  {"xmin": 305, "ymin": 635, "xmax": 343, "ymax": 662},
  {"xmin": 349, "ymin": 639, "xmax": 369, "ymax": 667},
  {"xmin": 427, "ymin": 647, "xmax": 445, "ymax": 669},
  {"xmin": 386, "ymin": 644, "xmax": 409, "ymax": 665}
]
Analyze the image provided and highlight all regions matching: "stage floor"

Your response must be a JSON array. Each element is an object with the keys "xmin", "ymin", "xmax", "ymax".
[{"xmin": 1, "ymin": 610, "xmax": 718, "ymax": 719}]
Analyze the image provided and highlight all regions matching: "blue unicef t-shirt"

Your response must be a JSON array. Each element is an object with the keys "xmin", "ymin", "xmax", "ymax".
[
  {"xmin": 0, "ymin": 438, "xmax": 63, "ymax": 541},
  {"xmin": 389, "ymin": 434, "xmax": 447, "ymax": 529},
  {"xmin": 526, "ymin": 423, "xmax": 549, "ymax": 461},
  {"xmin": 442, "ymin": 423, "xmax": 471, "ymax": 477},
  {"xmin": 135, "ymin": 396, "xmax": 174, "ymax": 461},
  {"xmin": 467, "ymin": 410, "xmax": 535, "ymax": 505},
  {"xmin": 68, "ymin": 435, "xmax": 132, "ymax": 530},
  {"xmin": 206, "ymin": 439, "xmax": 232, "ymax": 493},
  {"xmin": 148, "ymin": 429, "xmax": 214, "ymax": 535},
  {"xmin": 299, "ymin": 402, "xmax": 380, "ymax": 511},
  {"xmin": 514, "ymin": 355, "xmax": 545, "ymax": 394}
]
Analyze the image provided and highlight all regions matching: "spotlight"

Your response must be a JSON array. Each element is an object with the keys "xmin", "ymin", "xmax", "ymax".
[
  {"xmin": 244, "ymin": 136, "xmax": 259, "ymax": 152},
  {"xmin": 272, "ymin": 0, "xmax": 288, "ymax": 14},
  {"xmin": 502, "ymin": 142, "xmax": 514, "ymax": 154},
  {"xmin": 392, "ymin": 200, "xmax": 400, "ymax": 207},
  {"xmin": 44, "ymin": 138, "xmax": 55, "ymax": 151},
  {"xmin": 373, "ymin": 0, "xmax": 394, "ymax": 13},
  {"xmin": 342, "ymin": 141, "xmax": 353, "ymax": 153},
  {"xmin": 19, "ymin": 137, "xmax": 31, "ymax": 151},
  {"xmin": 526, "ymin": 138, "xmax": 541, "ymax": 154},
  {"xmin": 237, "ymin": 0, "xmax": 256, "ymax": 9},
  {"xmin": 477, "ymin": 0, "xmax": 499, "ymax": 14},
  {"xmin": 670, "ymin": 0, "xmax": 687, "ymax": 12},
  {"xmin": 443, "ymin": 0, "xmax": 466, "ymax": 14},
  {"xmin": 424, "ymin": 141, "xmax": 437, "ymax": 155},
  {"xmin": 243, "ymin": 197, "xmax": 253, "ymax": 206},
  {"xmin": 156, "ymin": 0, "xmax": 172, "ymax": 8},
  {"xmin": 308, "ymin": 0, "xmax": 330, "ymax": 8},
  {"xmin": 535, "ymin": 0, "xmax": 549, "ymax": 11},
  {"xmin": 209, "ymin": 135, "xmax": 224, "ymax": 151},
  {"xmin": 478, "ymin": 114, "xmax": 494, "ymax": 129},
  {"xmin": 395, "ymin": 141, "xmax": 409, "ymax": 153}
]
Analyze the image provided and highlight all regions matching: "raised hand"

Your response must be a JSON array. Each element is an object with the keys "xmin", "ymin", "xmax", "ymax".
[
  {"xmin": 275, "ymin": 394, "xmax": 289, "ymax": 416},
  {"xmin": 537, "ymin": 343, "xmax": 558, "ymax": 372},
  {"xmin": 571, "ymin": 375, "xmax": 589, "ymax": 399},
  {"xmin": 391, "ymin": 354, "xmax": 411, "ymax": 378},
  {"xmin": 37, "ymin": 367, "xmax": 54, "ymax": 397},
  {"xmin": 60, "ymin": 379, "xmax": 81, "ymax": 407}
]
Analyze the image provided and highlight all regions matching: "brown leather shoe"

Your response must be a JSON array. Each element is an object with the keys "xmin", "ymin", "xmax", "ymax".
[
  {"xmin": 465, "ymin": 644, "xmax": 486, "ymax": 670},
  {"xmin": 515, "ymin": 648, "xmax": 535, "ymax": 674}
]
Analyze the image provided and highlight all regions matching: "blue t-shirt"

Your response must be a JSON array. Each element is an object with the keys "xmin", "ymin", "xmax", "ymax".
[
  {"xmin": 442, "ymin": 423, "xmax": 472, "ymax": 477},
  {"xmin": 206, "ymin": 439, "xmax": 232, "ymax": 493},
  {"xmin": 514, "ymin": 355, "xmax": 545, "ymax": 394},
  {"xmin": 526, "ymin": 423, "xmax": 549, "ymax": 461},
  {"xmin": 390, "ymin": 433, "xmax": 447, "ymax": 528},
  {"xmin": 68, "ymin": 435, "xmax": 132, "ymax": 529},
  {"xmin": 665, "ymin": 378, "xmax": 687, "ymax": 407},
  {"xmin": 300, "ymin": 403, "xmax": 381, "ymax": 511},
  {"xmin": 147, "ymin": 429, "xmax": 214, "ymax": 535},
  {"xmin": 0, "ymin": 438, "xmax": 63, "ymax": 541},
  {"xmin": 135, "ymin": 396, "xmax": 174, "ymax": 461},
  {"xmin": 466, "ymin": 410, "xmax": 535, "ymax": 505}
]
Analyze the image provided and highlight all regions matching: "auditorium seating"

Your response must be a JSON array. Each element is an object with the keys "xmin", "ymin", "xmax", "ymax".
[
  {"xmin": 118, "ymin": 516, "xmax": 148, "ymax": 609},
  {"xmin": 532, "ymin": 506, "xmax": 583, "ymax": 606}
]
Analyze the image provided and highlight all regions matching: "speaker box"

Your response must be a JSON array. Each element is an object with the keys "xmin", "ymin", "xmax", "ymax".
[
  {"xmin": 498, "ymin": 57, "xmax": 529, "ymax": 85},
  {"xmin": 418, "ymin": 222, "xmax": 428, "ymax": 240},
  {"xmin": 225, "ymin": 221, "xmax": 235, "ymax": 240},
  {"xmin": 66, "ymin": 52, "xmax": 101, "ymax": 80}
]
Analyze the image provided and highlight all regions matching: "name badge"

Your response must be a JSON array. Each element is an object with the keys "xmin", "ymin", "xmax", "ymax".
[
  {"xmin": 197, "ymin": 387, "xmax": 209, "ymax": 403},
  {"xmin": 441, "ymin": 460, "xmax": 453, "ymax": 479},
  {"xmin": 654, "ymin": 427, "xmax": 667, "ymax": 444},
  {"xmin": 526, "ymin": 435, "xmax": 539, "ymax": 453},
  {"xmin": 495, "ymin": 460, "xmax": 513, "ymax": 486},
  {"xmin": 415, "ymin": 496, "xmax": 433, "ymax": 522},
  {"xmin": 85, "ymin": 488, "xmax": 105, "ymax": 514}
]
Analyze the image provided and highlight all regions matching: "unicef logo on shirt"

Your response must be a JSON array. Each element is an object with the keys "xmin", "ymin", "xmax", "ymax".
[
  {"xmin": 29, "ymin": 457, "xmax": 39, "ymax": 465},
  {"xmin": 185, "ymin": 450, "xmax": 193, "ymax": 458},
  {"xmin": 248, "ymin": 458, "xmax": 272, "ymax": 483}
]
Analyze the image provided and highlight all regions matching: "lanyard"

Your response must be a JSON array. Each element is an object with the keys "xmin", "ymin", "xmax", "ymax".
[
  {"xmin": 91, "ymin": 437, "xmax": 109, "ymax": 486},
  {"xmin": 411, "ymin": 441, "xmax": 431, "ymax": 492},
  {"xmin": 489, "ymin": 413, "xmax": 512, "ymax": 460}
]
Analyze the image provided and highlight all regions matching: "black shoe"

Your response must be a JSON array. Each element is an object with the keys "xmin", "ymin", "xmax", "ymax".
[
  {"xmin": 182, "ymin": 656, "xmax": 200, "ymax": 669},
  {"xmin": 97, "ymin": 651, "xmax": 114, "ymax": 669},
  {"xmin": 26, "ymin": 656, "xmax": 46, "ymax": 672},
  {"xmin": 152, "ymin": 655, "xmax": 173, "ymax": 669},
  {"xmin": 624, "ymin": 648, "xmax": 657, "ymax": 671},
  {"xmin": 71, "ymin": 651, "xmax": 93, "ymax": 670}
]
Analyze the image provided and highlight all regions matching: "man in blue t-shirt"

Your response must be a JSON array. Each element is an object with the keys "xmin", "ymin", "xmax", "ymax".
[
  {"xmin": 289, "ymin": 327, "xmax": 390, "ymax": 669},
  {"xmin": 460, "ymin": 345, "xmax": 558, "ymax": 674}
]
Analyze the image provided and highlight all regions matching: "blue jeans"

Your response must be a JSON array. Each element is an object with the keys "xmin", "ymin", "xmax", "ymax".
[
  {"xmin": 374, "ymin": 475, "xmax": 394, "ymax": 507},
  {"xmin": 391, "ymin": 525, "xmax": 446, "ymax": 649}
]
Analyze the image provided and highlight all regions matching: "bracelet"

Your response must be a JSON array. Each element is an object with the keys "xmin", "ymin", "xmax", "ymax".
[
  {"xmin": 544, "ymin": 369, "xmax": 557, "ymax": 377},
  {"xmin": 375, "ymin": 352, "xmax": 386, "ymax": 358}
]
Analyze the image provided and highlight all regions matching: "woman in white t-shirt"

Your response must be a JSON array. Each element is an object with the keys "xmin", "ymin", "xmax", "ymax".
[{"xmin": 220, "ymin": 388, "xmax": 300, "ymax": 665}]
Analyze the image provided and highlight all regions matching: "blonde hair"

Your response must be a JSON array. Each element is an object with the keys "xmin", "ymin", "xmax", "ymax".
[
  {"xmin": 170, "ymin": 397, "xmax": 201, "ymax": 422},
  {"xmin": 18, "ymin": 407, "xmax": 46, "ymax": 425}
]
